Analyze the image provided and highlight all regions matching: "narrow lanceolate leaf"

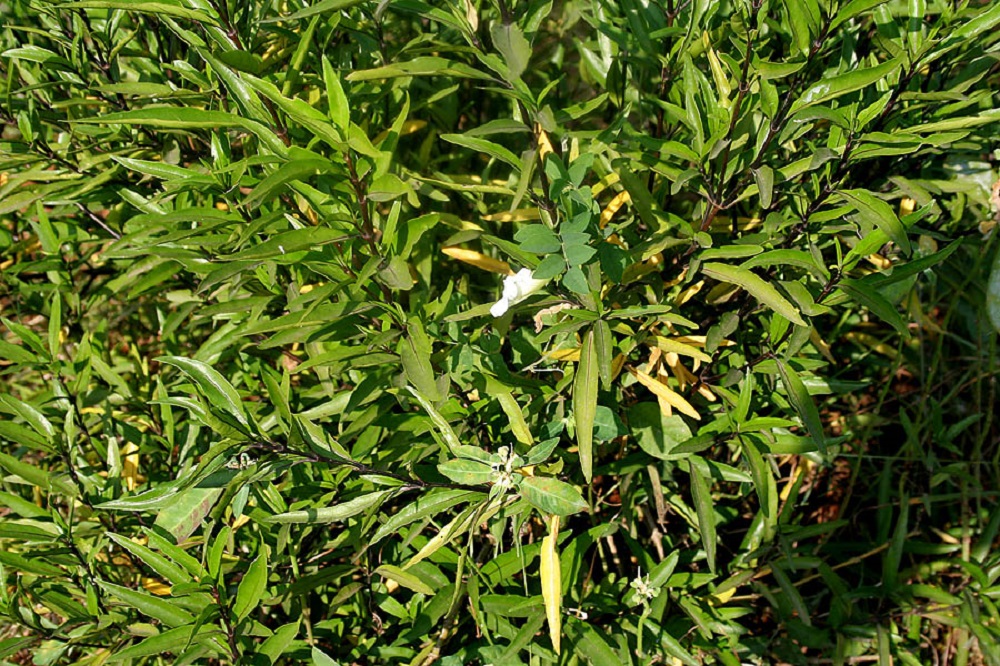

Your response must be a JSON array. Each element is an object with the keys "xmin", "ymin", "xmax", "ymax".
[
  {"xmin": 688, "ymin": 457, "xmax": 717, "ymax": 573},
  {"xmin": 701, "ymin": 263, "xmax": 806, "ymax": 326},
  {"xmin": 837, "ymin": 278, "xmax": 910, "ymax": 337},
  {"xmin": 371, "ymin": 489, "xmax": 482, "ymax": 545},
  {"xmin": 440, "ymin": 134, "xmax": 522, "ymax": 170},
  {"xmin": 47, "ymin": 1, "xmax": 218, "ymax": 23},
  {"xmin": 497, "ymin": 392, "xmax": 533, "ymax": 446},
  {"xmin": 406, "ymin": 386, "xmax": 461, "ymax": 455},
  {"xmin": 399, "ymin": 319, "xmax": 442, "ymax": 401},
  {"xmin": 100, "ymin": 582, "xmax": 195, "ymax": 627},
  {"xmin": 105, "ymin": 533, "xmax": 190, "ymax": 585},
  {"xmin": 593, "ymin": 319, "xmax": 614, "ymax": 390},
  {"xmin": 375, "ymin": 565, "xmax": 435, "ymax": 596},
  {"xmin": 539, "ymin": 515, "xmax": 562, "ymax": 655},
  {"xmin": 565, "ymin": 619, "xmax": 623, "ymax": 666},
  {"xmin": 775, "ymin": 359, "xmax": 826, "ymax": 453},
  {"xmin": 988, "ymin": 248, "xmax": 1000, "ymax": 334},
  {"xmin": 233, "ymin": 548, "xmax": 268, "ymax": 621},
  {"xmin": 629, "ymin": 367, "xmax": 701, "ymax": 420},
  {"xmin": 574, "ymin": 329, "xmax": 599, "ymax": 483},
  {"xmin": 157, "ymin": 356, "xmax": 249, "ymax": 430},
  {"xmin": 106, "ymin": 625, "xmax": 198, "ymax": 662},
  {"xmin": 264, "ymin": 490, "xmax": 392, "ymax": 524},
  {"xmin": 836, "ymin": 189, "xmax": 911, "ymax": 255},
  {"xmin": 520, "ymin": 476, "xmax": 589, "ymax": 516},
  {"xmin": 789, "ymin": 58, "xmax": 901, "ymax": 114}
]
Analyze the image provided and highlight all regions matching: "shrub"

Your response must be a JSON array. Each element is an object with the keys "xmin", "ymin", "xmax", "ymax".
[{"xmin": 1, "ymin": 0, "xmax": 999, "ymax": 664}]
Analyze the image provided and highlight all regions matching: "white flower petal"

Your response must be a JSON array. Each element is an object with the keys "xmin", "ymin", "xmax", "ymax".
[{"xmin": 490, "ymin": 298, "xmax": 511, "ymax": 317}]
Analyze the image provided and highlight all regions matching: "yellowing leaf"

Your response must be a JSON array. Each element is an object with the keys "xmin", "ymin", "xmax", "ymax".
[
  {"xmin": 121, "ymin": 441, "xmax": 140, "ymax": 492},
  {"xmin": 652, "ymin": 336, "xmax": 712, "ymax": 363},
  {"xmin": 629, "ymin": 367, "xmax": 701, "ymax": 420},
  {"xmin": 544, "ymin": 347, "xmax": 581, "ymax": 362},
  {"xmin": 372, "ymin": 119, "xmax": 427, "ymax": 144},
  {"xmin": 540, "ymin": 514, "xmax": 562, "ymax": 655},
  {"xmin": 675, "ymin": 280, "xmax": 704, "ymax": 306},
  {"xmin": 482, "ymin": 208, "xmax": 540, "ymax": 222},
  {"xmin": 599, "ymin": 190, "xmax": 630, "ymax": 228},
  {"xmin": 536, "ymin": 124, "xmax": 554, "ymax": 161},
  {"xmin": 441, "ymin": 246, "xmax": 512, "ymax": 275},
  {"xmin": 142, "ymin": 577, "xmax": 172, "ymax": 596}
]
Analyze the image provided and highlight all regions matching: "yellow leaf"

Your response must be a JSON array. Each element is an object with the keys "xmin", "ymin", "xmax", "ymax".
[
  {"xmin": 441, "ymin": 246, "xmax": 512, "ymax": 275},
  {"xmin": 544, "ymin": 347, "xmax": 581, "ymax": 362},
  {"xmin": 599, "ymin": 190, "xmax": 631, "ymax": 228},
  {"xmin": 675, "ymin": 280, "xmax": 704, "ymax": 306},
  {"xmin": 865, "ymin": 253, "xmax": 892, "ymax": 270},
  {"xmin": 536, "ymin": 124, "xmax": 555, "ymax": 161},
  {"xmin": 611, "ymin": 353, "xmax": 626, "ymax": 380},
  {"xmin": 652, "ymin": 336, "xmax": 712, "ymax": 363},
  {"xmin": 629, "ymin": 367, "xmax": 701, "ymax": 420},
  {"xmin": 899, "ymin": 197, "xmax": 916, "ymax": 217},
  {"xmin": 808, "ymin": 328, "xmax": 836, "ymax": 364},
  {"xmin": 373, "ymin": 119, "xmax": 427, "ymax": 145},
  {"xmin": 590, "ymin": 172, "xmax": 620, "ymax": 197},
  {"xmin": 844, "ymin": 331, "xmax": 898, "ymax": 360},
  {"xmin": 142, "ymin": 578, "xmax": 171, "ymax": 596},
  {"xmin": 482, "ymin": 208, "xmax": 540, "ymax": 222},
  {"xmin": 122, "ymin": 441, "xmax": 139, "ymax": 492},
  {"xmin": 540, "ymin": 514, "xmax": 562, "ymax": 655},
  {"xmin": 709, "ymin": 216, "xmax": 760, "ymax": 232}
]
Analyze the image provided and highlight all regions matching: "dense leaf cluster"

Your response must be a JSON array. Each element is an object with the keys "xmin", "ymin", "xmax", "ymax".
[{"xmin": 1, "ymin": 0, "xmax": 999, "ymax": 664}]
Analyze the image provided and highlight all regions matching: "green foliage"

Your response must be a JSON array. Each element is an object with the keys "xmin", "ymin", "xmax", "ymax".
[{"xmin": 1, "ymin": 0, "xmax": 999, "ymax": 664}]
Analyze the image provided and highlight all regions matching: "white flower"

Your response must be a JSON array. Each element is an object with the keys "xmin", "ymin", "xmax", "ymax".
[{"xmin": 490, "ymin": 268, "xmax": 548, "ymax": 317}]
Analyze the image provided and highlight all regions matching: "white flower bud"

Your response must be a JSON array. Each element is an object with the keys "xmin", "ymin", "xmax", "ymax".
[{"xmin": 490, "ymin": 268, "xmax": 549, "ymax": 317}]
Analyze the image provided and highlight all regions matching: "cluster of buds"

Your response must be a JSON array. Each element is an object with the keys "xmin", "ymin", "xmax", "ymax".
[{"xmin": 630, "ymin": 568, "xmax": 661, "ymax": 604}]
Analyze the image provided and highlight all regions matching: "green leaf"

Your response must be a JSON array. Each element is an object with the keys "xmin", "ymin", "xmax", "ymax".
[
  {"xmin": 157, "ymin": 356, "xmax": 250, "ymax": 430},
  {"xmin": 272, "ymin": 0, "xmax": 367, "ymax": 22},
  {"xmin": 701, "ymin": 263, "xmax": 806, "ymax": 326},
  {"xmin": 837, "ymin": 278, "xmax": 910, "ymax": 337},
  {"xmin": 311, "ymin": 646, "xmax": 342, "ymax": 666},
  {"xmin": 406, "ymin": 386, "xmax": 461, "ymax": 455},
  {"xmin": 322, "ymin": 56, "xmax": 350, "ymax": 131},
  {"xmin": 830, "ymin": 0, "xmax": 890, "ymax": 30},
  {"xmin": 76, "ymin": 108, "xmax": 286, "ymax": 154},
  {"xmin": 573, "ymin": 328, "xmax": 599, "ymax": 483},
  {"xmin": 565, "ymin": 617, "xmax": 622, "ymax": 666},
  {"xmin": 438, "ymin": 459, "xmax": 494, "ymax": 485},
  {"xmin": 45, "ymin": 1, "xmax": 218, "ymax": 22},
  {"xmin": 441, "ymin": 134, "xmax": 522, "ymax": 170},
  {"xmin": 688, "ymin": 457, "xmax": 717, "ymax": 573},
  {"xmin": 106, "ymin": 533, "xmax": 190, "ymax": 585},
  {"xmin": 490, "ymin": 23, "xmax": 532, "ymax": 81},
  {"xmin": 107, "ymin": 625, "xmax": 198, "ymax": 662},
  {"xmin": 775, "ymin": 359, "xmax": 826, "ymax": 453},
  {"xmin": 753, "ymin": 165, "xmax": 774, "ymax": 209},
  {"xmin": 154, "ymin": 485, "xmax": 224, "ymax": 543},
  {"xmin": 233, "ymin": 548, "xmax": 268, "ymax": 621},
  {"xmin": 244, "ymin": 159, "xmax": 333, "ymax": 208},
  {"xmin": 593, "ymin": 319, "xmax": 614, "ymax": 391},
  {"xmin": 789, "ymin": 58, "xmax": 901, "ymax": 114},
  {"xmin": 371, "ymin": 489, "xmax": 483, "ymax": 544},
  {"xmin": 520, "ymin": 476, "xmax": 588, "ymax": 516},
  {"xmin": 0, "ymin": 451, "xmax": 77, "ymax": 497},
  {"xmin": 265, "ymin": 490, "xmax": 392, "ymax": 524},
  {"xmin": 375, "ymin": 564, "xmax": 435, "ymax": 595},
  {"xmin": 399, "ymin": 319, "xmax": 442, "ymax": 402},
  {"xmin": 100, "ymin": 582, "xmax": 195, "ymax": 627},
  {"xmin": 988, "ymin": 247, "xmax": 1000, "ymax": 335},
  {"xmin": 497, "ymin": 391, "xmax": 534, "ymax": 446},
  {"xmin": 836, "ymin": 189, "xmax": 911, "ymax": 255}
]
